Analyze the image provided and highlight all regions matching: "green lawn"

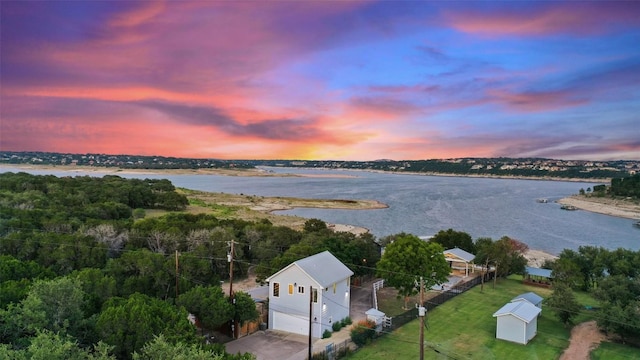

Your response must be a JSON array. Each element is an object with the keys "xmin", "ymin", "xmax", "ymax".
[
  {"xmin": 348, "ymin": 278, "xmax": 591, "ymax": 360},
  {"xmin": 591, "ymin": 342, "xmax": 640, "ymax": 359}
]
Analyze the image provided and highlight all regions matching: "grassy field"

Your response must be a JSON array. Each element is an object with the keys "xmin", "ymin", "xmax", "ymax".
[
  {"xmin": 348, "ymin": 278, "xmax": 591, "ymax": 360},
  {"xmin": 591, "ymin": 341, "xmax": 640, "ymax": 359}
]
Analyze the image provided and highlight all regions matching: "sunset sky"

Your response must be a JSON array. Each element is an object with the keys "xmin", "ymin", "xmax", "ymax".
[{"xmin": 1, "ymin": 1, "xmax": 639, "ymax": 161}]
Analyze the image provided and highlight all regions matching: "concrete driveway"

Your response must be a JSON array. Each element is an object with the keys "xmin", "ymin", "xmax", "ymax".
[
  {"xmin": 225, "ymin": 278, "xmax": 375, "ymax": 360},
  {"xmin": 225, "ymin": 330, "xmax": 309, "ymax": 360}
]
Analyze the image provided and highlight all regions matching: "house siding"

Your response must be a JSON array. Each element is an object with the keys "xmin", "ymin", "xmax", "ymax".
[
  {"xmin": 268, "ymin": 264, "xmax": 350, "ymax": 338},
  {"xmin": 319, "ymin": 278, "xmax": 351, "ymax": 335},
  {"xmin": 525, "ymin": 317, "xmax": 537, "ymax": 343}
]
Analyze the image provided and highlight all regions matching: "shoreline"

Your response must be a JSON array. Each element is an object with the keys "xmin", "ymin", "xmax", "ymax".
[
  {"xmin": 0, "ymin": 163, "xmax": 611, "ymax": 183},
  {"xmin": 557, "ymin": 195, "xmax": 640, "ymax": 220}
]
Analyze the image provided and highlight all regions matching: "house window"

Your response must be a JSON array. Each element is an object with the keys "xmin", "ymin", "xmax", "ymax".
[
  {"xmin": 298, "ymin": 286, "xmax": 305, "ymax": 294},
  {"xmin": 273, "ymin": 283, "xmax": 280, "ymax": 297},
  {"xmin": 312, "ymin": 288, "xmax": 318, "ymax": 303},
  {"xmin": 288, "ymin": 284, "xmax": 294, "ymax": 295}
]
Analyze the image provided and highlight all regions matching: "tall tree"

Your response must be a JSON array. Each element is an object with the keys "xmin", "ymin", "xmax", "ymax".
[
  {"xmin": 176, "ymin": 286, "xmax": 233, "ymax": 329},
  {"xmin": 132, "ymin": 335, "xmax": 224, "ymax": 360},
  {"xmin": 376, "ymin": 234, "xmax": 449, "ymax": 309},
  {"xmin": 96, "ymin": 293, "xmax": 197, "ymax": 360},
  {"xmin": 0, "ymin": 330, "xmax": 115, "ymax": 360},
  {"xmin": 232, "ymin": 291, "xmax": 260, "ymax": 330},
  {"xmin": 545, "ymin": 283, "xmax": 581, "ymax": 326},
  {"xmin": 429, "ymin": 229, "xmax": 475, "ymax": 253}
]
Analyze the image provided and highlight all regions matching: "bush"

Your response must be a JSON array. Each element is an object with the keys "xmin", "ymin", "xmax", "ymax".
[
  {"xmin": 133, "ymin": 208, "xmax": 146, "ymax": 219},
  {"xmin": 332, "ymin": 321, "xmax": 343, "ymax": 332},
  {"xmin": 350, "ymin": 320, "xmax": 376, "ymax": 346},
  {"xmin": 342, "ymin": 316, "xmax": 352, "ymax": 326},
  {"xmin": 322, "ymin": 329, "xmax": 332, "ymax": 339}
]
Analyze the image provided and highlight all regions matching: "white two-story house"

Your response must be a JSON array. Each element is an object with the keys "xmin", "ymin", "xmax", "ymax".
[{"xmin": 266, "ymin": 251, "xmax": 353, "ymax": 338}]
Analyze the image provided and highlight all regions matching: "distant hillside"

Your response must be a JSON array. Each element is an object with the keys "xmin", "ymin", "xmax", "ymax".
[{"xmin": 2, "ymin": 151, "xmax": 639, "ymax": 180}]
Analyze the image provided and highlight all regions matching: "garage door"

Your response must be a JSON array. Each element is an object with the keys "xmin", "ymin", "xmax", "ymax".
[{"xmin": 272, "ymin": 311, "xmax": 308, "ymax": 335}]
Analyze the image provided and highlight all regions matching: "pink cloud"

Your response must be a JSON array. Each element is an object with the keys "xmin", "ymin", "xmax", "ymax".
[
  {"xmin": 487, "ymin": 89, "xmax": 589, "ymax": 112},
  {"xmin": 446, "ymin": 3, "xmax": 640, "ymax": 37}
]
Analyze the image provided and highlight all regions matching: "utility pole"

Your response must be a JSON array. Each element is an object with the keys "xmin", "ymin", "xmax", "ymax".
[
  {"xmin": 419, "ymin": 276, "xmax": 425, "ymax": 360},
  {"xmin": 308, "ymin": 285, "xmax": 313, "ymax": 360},
  {"xmin": 228, "ymin": 240, "xmax": 235, "ymax": 338},
  {"xmin": 175, "ymin": 250, "xmax": 179, "ymax": 298}
]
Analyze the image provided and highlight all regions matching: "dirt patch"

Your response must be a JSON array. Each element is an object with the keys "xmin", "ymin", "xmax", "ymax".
[{"xmin": 559, "ymin": 320, "xmax": 607, "ymax": 360}]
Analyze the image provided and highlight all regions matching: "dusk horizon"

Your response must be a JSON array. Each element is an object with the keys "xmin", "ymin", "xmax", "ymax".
[{"xmin": 2, "ymin": 1, "xmax": 640, "ymax": 161}]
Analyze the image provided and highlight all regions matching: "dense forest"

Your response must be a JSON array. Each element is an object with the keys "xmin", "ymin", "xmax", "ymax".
[{"xmin": 0, "ymin": 172, "xmax": 380, "ymax": 359}]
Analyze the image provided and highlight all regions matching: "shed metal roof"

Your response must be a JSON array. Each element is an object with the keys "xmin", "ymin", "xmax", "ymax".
[
  {"xmin": 443, "ymin": 247, "xmax": 475, "ymax": 263},
  {"xmin": 511, "ymin": 292, "xmax": 543, "ymax": 306},
  {"xmin": 525, "ymin": 266, "xmax": 553, "ymax": 278},
  {"xmin": 493, "ymin": 301, "xmax": 541, "ymax": 323},
  {"xmin": 266, "ymin": 250, "xmax": 354, "ymax": 288}
]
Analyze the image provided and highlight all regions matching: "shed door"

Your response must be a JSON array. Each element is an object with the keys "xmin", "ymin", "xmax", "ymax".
[{"xmin": 272, "ymin": 311, "xmax": 308, "ymax": 335}]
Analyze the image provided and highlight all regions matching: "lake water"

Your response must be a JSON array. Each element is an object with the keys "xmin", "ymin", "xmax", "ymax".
[{"xmin": 2, "ymin": 166, "xmax": 638, "ymax": 255}]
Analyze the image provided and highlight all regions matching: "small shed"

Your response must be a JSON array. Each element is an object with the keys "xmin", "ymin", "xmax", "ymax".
[
  {"xmin": 493, "ymin": 301, "xmax": 541, "ymax": 345},
  {"xmin": 511, "ymin": 292, "xmax": 543, "ymax": 309},
  {"xmin": 365, "ymin": 308, "xmax": 386, "ymax": 333}
]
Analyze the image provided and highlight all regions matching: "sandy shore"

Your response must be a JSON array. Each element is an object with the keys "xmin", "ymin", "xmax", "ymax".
[
  {"xmin": 524, "ymin": 249, "xmax": 558, "ymax": 268},
  {"xmin": 557, "ymin": 195, "xmax": 640, "ymax": 220}
]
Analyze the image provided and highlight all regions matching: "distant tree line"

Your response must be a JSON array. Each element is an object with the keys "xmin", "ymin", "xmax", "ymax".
[
  {"xmin": 610, "ymin": 173, "xmax": 640, "ymax": 198},
  {"xmin": 579, "ymin": 173, "xmax": 640, "ymax": 199},
  {"xmin": 3, "ymin": 151, "xmax": 637, "ymax": 179}
]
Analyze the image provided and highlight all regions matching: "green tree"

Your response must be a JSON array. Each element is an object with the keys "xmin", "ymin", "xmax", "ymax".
[
  {"xmin": 232, "ymin": 291, "xmax": 259, "ymax": 329},
  {"xmin": 592, "ymin": 274, "xmax": 640, "ymax": 341},
  {"xmin": 473, "ymin": 237, "xmax": 496, "ymax": 291},
  {"xmin": 177, "ymin": 286, "xmax": 233, "ymax": 329},
  {"xmin": 96, "ymin": 293, "xmax": 197, "ymax": 359},
  {"xmin": 303, "ymin": 218, "xmax": 329, "ymax": 233},
  {"xmin": 429, "ymin": 229, "xmax": 475, "ymax": 253},
  {"xmin": 545, "ymin": 283, "xmax": 581, "ymax": 326},
  {"xmin": 132, "ymin": 334, "xmax": 224, "ymax": 360},
  {"xmin": 71, "ymin": 268, "xmax": 118, "ymax": 315},
  {"xmin": 551, "ymin": 257, "xmax": 584, "ymax": 290},
  {"xmin": 0, "ymin": 330, "xmax": 115, "ymax": 360},
  {"xmin": 105, "ymin": 250, "xmax": 173, "ymax": 298},
  {"xmin": 4, "ymin": 277, "xmax": 89, "ymax": 341},
  {"xmin": 376, "ymin": 234, "xmax": 449, "ymax": 309}
]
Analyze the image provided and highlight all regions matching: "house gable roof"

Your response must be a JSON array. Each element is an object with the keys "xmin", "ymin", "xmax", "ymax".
[
  {"xmin": 511, "ymin": 292, "xmax": 543, "ymax": 306},
  {"xmin": 443, "ymin": 247, "xmax": 475, "ymax": 263},
  {"xmin": 266, "ymin": 251, "xmax": 354, "ymax": 288},
  {"xmin": 493, "ymin": 301, "xmax": 541, "ymax": 323}
]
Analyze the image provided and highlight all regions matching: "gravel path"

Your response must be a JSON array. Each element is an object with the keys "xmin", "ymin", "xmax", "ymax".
[{"xmin": 559, "ymin": 321, "xmax": 606, "ymax": 360}]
